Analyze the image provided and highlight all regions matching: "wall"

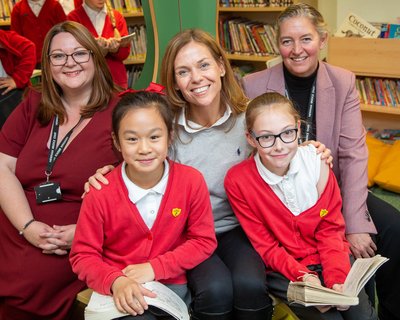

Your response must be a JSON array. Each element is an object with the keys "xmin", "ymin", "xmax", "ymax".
[{"xmin": 318, "ymin": 0, "xmax": 400, "ymax": 32}]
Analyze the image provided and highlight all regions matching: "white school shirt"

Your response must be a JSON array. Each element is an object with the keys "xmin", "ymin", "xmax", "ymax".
[
  {"xmin": 28, "ymin": 0, "xmax": 45, "ymax": 17},
  {"xmin": 254, "ymin": 144, "xmax": 321, "ymax": 216},
  {"xmin": 83, "ymin": 1, "xmax": 107, "ymax": 36},
  {"xmin": 121, "ymin": 160, "xmax": 169, "ymax": 229},
  {"xmin": 177, "ymin": 104, "xmax": 233, "ymax": 133}
]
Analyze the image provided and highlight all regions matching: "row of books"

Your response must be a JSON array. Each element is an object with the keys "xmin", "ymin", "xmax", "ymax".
[
  {"xmin": 356, "ymin": 77, "xmax": 400, "ymax": 107},
  {"xmin": 126, "ymin": 65, "xmax": 142, "ymax": 88},
  {"xmin": 0, "ymin": 0, "xmax": 15, "ymax": 21},
  {"xmin": 126, "ymin": 24, "xmax": 146, "ymax": 59},
  {"xmin": 219, "ymin": 17, "xmax": 279, "ymax": 56},
  {"xmin": 219, "ymin": 0, "xmax": 294, "ymax": 7},
  {"xmin": 379, "ymin": 23, "xmax": 400, "ymax": 39},
  {"xmin": 109, "ymin": 0, "xmax": 142, "ymax": 14}
]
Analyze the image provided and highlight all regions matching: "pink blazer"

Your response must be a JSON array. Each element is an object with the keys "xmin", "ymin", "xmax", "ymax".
[{"xmin": 242, "ymin": 62, "xmax": 377, "ymax": 234}]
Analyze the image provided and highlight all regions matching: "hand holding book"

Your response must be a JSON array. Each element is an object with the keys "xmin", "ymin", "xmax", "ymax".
[{"xmin": 287, "ymin": 255, "xmax": 388, "ymax": 307}]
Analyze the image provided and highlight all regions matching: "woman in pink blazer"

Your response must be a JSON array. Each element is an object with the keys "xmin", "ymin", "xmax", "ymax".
[{"xmin": 242, "ymin": 4, "xmax": 400, "ymax": 320}]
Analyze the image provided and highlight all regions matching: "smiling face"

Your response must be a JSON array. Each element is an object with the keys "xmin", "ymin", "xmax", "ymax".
[
  {"xmin": 247, "ymin": 106, "xmax": 299, "ymax": 176},
  {"xmin": 173, "ymin": 41, "xmax": 225, "ymax": 112},
  {"xmin": 278, "ymin": 16, "xmax": 327, "ymax": 77},
  {"xmin": 49, "ymin": 32, "xmax": 95, "ymax": 94},
  {"xmin": 114, "ymin": 107, "xmax": 170, "ymax": 189}
]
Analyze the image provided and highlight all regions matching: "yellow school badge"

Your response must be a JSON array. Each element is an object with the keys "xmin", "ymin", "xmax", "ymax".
[
  {"xmin": 172, "ymin": 208, "xmax": 182, "ymax": 217},
  {"xmin": 320, "ymin": 209, "xmax": 328, "ymax": 218}
]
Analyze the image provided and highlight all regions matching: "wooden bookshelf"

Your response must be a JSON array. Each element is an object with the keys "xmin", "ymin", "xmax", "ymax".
[
  {"xmin": 0, "ymin": 20, "xmax": 10, "ymax": 27},
  {"xmin": 328, "ymin": 37, "xmax": 400, "ymax": 130}
]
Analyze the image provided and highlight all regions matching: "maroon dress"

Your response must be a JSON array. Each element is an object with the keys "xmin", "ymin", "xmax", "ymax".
[{"xmin": 0, "ymin": 89, "xmax": 120, "ymax": 320}]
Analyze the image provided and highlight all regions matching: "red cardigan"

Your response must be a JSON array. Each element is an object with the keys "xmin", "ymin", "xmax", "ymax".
[
  {"xmin": 225, "ymin": 157, "xmax": 351, "ymax": 288},
  {"xmin": 67, "ymin": 6, "xmax": 130, "ymax": 88},
  {"xmin": 70, "ymin": 161, "xmax": 217, "ymax": 295},
  {"xmin": 0, "ymin": 30, "xmax": 36, "ymax": 88},
  {"xmin": 11, "ymin": 0, "xmax": 66, "ymax": 64}
]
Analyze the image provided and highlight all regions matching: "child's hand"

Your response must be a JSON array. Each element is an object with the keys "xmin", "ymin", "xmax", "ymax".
[
  {"xmin": 0, "ymin": 77, "xmax": 17, "ymax": 94},
  {"xmin": 302, "ymin": 140, "xmax": 333, "ymax": 168},
  {"xmin": 123, "ymin": 263, "xmax": 155, "ymax": 284},
  {"xmin": 106, "ymin": 38, "xmax": 121, "ymax": 53},
  {"xmin": 332, "ymin": 284, "xmax": 350, "ymax": 311},
  {"xmin": 111, "ymin": 276, "xmax": 156, "ymax": 316},
  {"xmin": 302, "ymin": 274, "xmax": 332, "ymax": 313},
  {"xmin": 82, "ymin": 164, "xmax": 114, "ymax": 198}
]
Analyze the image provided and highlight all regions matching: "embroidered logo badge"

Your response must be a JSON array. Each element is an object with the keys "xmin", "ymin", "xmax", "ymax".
[
  {"xmin": 320, "ymin": 209, "xmax": 328, "ymax": 218},
  {"xmin": 172, "ymin": 208, "xmax": 181, "ymax": 217}
]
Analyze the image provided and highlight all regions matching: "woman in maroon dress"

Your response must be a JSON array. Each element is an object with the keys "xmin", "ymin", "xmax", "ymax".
[{"xmin": 0, "ymin": 21, "xmax": 121, "ymax": 320}]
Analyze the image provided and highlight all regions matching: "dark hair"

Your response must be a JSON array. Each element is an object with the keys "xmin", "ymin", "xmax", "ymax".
[
  {"xmin": 160, "ymin": 28, "xmax": 248, "ymax": 117},
  {"xmin": 112, "ymin": 91, "xmax": 174, "ymax": 143},
  {"xmin": 246, "ymin": 92, "xmax": 301, "ymax": 132},
  {"xmin": 39, "ymin": 21, "xmax": 117, "ymax": 125}
]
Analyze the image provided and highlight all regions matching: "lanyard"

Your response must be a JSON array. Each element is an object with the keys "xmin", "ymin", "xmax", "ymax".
[
  {"xmin": 284, "ymin": 78, "xmax": 317, "ymax": 142},
  {"xmin": 46, "ymin": 115, "xmax": 83, "ymax": 181}
]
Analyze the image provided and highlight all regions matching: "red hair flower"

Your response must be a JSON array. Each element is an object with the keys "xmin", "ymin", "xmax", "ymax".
[{"xmin": 118, "ymin": 82, "xmax": 166, "ymax": 97}]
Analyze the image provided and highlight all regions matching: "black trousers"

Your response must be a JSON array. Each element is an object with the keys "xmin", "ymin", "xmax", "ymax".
[
  {"xmin": 367, "ymin": 192, "xmax": 400, "ymax": 320},
  {"xmin": 0, "ymin": 88, "xmax": 24, "ymax": 128},
  {"xmin": 187, "ymin": 227, "xmax": 272, "ymax": 319}
]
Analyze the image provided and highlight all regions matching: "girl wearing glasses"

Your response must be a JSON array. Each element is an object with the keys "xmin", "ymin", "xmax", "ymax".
[
  {"xmin": 0, "ymin": 21, "xmax": 121, "ymax": 320},
  {"xmin": 224, "ymin": 92, "xmax": 376, "ymax": 320}
]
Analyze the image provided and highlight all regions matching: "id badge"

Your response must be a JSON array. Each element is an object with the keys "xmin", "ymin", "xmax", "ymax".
[{"xmin": 34, "ymin": 181, "xmax": 62, "ymax": 204}]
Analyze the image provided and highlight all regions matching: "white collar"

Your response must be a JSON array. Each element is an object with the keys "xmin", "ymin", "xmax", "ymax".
[
  {"xmin": 121, "ymin": 160, "xmax": 169, "ymax": 203},
  {"xmin": 28, "ymin": 0, "xmax": 45, "ymax": 7},
  {"xmin": 83, "ymin": 1, "xmax": 107, "ymax": 16},
  {"xmin": 254, "ymin": 151, "xmax": 300, "ymax": 185},
  {"xmin": 177, "ymin": 105, "xmax": 232, "ymax": 133}
]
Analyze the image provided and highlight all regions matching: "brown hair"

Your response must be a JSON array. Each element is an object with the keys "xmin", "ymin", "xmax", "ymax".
[
  {"xmin": 39, "ymin": 21, "xmax": 117, "ymax": 125},
  {"xmin": 276, "ymin": 3, "xmax": 328, "ymax": 41},
  {"xmin": 160, "ymin": 28, "xmax": 248, "ymax": 119},
  {"xmin": 246, "ymin": 92, "xmax": 301, "ymax": 132}
]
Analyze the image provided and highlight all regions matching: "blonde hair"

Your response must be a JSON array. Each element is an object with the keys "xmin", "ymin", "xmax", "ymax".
[
  {"xmin": 276, "ymin": 3, "xmax": 328, "ymax": 40},
  {"xmin": 246, "ymin": 92, "xmax": 301, "ymax": 132},
  {"xmin": 105, "ymin": 0, "xmax": 121, "ymax": 38},
  {"xmin": 160, "ymin": 28, "xmax": 248, "ymax": 118}
]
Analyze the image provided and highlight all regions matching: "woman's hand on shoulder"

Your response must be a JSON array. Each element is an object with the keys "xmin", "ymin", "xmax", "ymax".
[
  {"xmin": 123, "ymin": 262, "xmax": 155, "ymax": 284},
  {"xmin": 111, "ymin": 276, "xmax": 156, "ymax": 316},
  {"xmin": 303, "ymin": 140, "xmax": 333, "ymax": 168},
  {"xmin": 82, "ymin": 164, "xmax": 115, "ymax": 198}
]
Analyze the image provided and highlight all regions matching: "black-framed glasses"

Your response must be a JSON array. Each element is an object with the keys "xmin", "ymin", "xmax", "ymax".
[
  {"xmin": 251, "ymin": 128, "xmax": 298, "ymax": 148},
  {"xmin": 48, "ymin": 50, "xmax": 92, "ymax": 66}
]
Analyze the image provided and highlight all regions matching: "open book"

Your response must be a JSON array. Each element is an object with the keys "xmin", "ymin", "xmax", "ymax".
[
  {"xmin": 84, "ymin": 281, "xmax": 189, "ymax": 320},
  {"xmin": 287, "ymin": 255, "xmax": 388, "ymax": 307}
]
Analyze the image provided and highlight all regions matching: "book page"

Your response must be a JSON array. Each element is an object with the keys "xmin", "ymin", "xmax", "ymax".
[
  {"xmin": 85, "ymin": 281, "xmax": 189, "ymax": 320},
  {"xmin": 343, "ymin": 255, "xmax": 389, "ymax": 296},
  {"xmin": 143, "ymin": 282, "xmax": 189, "ymax": 320}
]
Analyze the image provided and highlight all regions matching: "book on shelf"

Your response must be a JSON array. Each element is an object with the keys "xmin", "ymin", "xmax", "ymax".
[
  {"xmin": 335, "ymin": 12, "xmax": 380, "ymax": 38},
  {"xmin": 287, "ymin": 255, "xmax": 388, "ymax": 307},
  {"xmin": 219, "ymin": 17, "xmax": 278, "ymax": 56},
  {"xmin": 356, "ymin": 77, "xmax": 400, "ymax": 107},
  {"xmin": 85, "ymin": 281, "xmax": 189, "ymax": 320}
]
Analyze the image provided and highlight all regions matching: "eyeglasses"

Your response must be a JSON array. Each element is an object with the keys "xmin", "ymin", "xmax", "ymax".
[
  {"xmin": 48, "ymin": 50, "xmax": 92, "ymax": 66},
  {"xmin": 251, "ymin": 128, "xmax": 298, "ymax": 148}
]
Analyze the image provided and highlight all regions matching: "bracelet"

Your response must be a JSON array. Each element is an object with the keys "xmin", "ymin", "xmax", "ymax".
[{"xmin": 19, "ymin": 218, "xmax": 35, "ymax": 236}]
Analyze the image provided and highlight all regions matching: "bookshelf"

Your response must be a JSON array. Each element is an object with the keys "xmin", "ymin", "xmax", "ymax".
[
  {"xmin": 327, "ymin": 37, "xmax": 400, "ymax": 130},
  {"xmin": 216, "ymin": 0, "xmax": 317, "ymax": 74}
]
